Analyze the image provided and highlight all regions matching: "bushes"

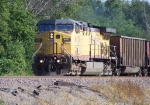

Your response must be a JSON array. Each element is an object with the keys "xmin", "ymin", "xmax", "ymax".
[
  {"xmin": 0, "ymin": 0, "xmax": 35, "ymax": 76},
  {"xmin": 0, "ymin": 40, "xmax": 34, "ymax": 76}
]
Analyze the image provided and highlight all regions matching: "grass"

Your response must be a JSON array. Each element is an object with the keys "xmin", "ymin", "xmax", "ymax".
[
  {"xmin": 35, "ymin": 79, "xmax": 150, "ymax": 105},
  {"xmin": 0, "ymin": 98, "xmax": 4, "ymax": 105},
  {"xmin": 90, "ymin": 79, "xmax": 150, "ymax": 105},
  {"xmin": 36, "ymin": 97, "xmax": 51, "ymax": 105}
]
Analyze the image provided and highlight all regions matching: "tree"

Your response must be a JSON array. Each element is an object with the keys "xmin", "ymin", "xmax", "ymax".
[
  {"xmin": 122, "ymin": 0, "xmax": 150, "ymax": 38},
  {"xmin": 24, "ymin": 0, "xmax": 87, "ymax": 20},
  {"xmin": 0, "ymin": 0, "xmax": 10, "ymax": 53},
  {"xmin": 142, "ymin": 1, "xmax": 150, "ymax": 36},
  {"xmin": 75, "ymin": 0, "xmax": 103, "ymax": 25},
  {"xmin": 0, "ymin": 0, "xmax": 35, "ymax": 76}
]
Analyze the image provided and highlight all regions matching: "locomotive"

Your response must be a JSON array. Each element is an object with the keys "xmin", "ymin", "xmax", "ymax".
[{"xmin": 32, "ymin": 18, "xmax": 150, "ymax": 76}]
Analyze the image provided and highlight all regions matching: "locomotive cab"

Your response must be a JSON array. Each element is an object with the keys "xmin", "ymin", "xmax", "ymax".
[{"xmin": 33, "ymin": 19, "xmax": 82, "ymax": 75}]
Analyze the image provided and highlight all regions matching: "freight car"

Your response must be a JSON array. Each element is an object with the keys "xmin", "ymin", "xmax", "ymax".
[
  {"xmin": 32, "ymin": 18, "xmax": 150, "ymax": 76},
  {"xmin": 110, "ymin": 36, "xmax": 150, "ymax": 76},
  {"xmin": 32, "ymin": 19, "xmax": 117, "ymax": 76}
]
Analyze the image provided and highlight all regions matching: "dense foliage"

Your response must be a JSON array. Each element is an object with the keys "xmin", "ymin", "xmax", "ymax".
[
  {"xmin": 0, "ymin": 0, "xmax": 35, "ymax": 75},
  {"xmin": 75, "ymin": 0, "xmax": 150, "ymax": 39},
  {"xmin": 0, "ymin": 0, "xmax": 150, "ymax": 75}
]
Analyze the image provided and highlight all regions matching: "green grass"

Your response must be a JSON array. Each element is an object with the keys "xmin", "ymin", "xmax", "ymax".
[{"xmin": 0, "ymin": 98, "xmax": 4, "ymax": 105}]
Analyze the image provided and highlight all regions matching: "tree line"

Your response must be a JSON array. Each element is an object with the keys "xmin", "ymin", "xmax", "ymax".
[{"xmin": 0, "ymin": 0, "xmax": 150, "ymax": 75}]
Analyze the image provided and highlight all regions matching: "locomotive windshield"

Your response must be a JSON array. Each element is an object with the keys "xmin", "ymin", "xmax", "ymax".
[
  {"xmin": 56, "ymin": 24, "xmax": 73, "ymax": 31},
  {"xmin": 39, "ymin": 24, "xmax": 55, "ymax": 31}
]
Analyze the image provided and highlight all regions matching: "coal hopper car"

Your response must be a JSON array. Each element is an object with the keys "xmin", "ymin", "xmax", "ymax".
[{"xmin": 110, "ymin": 36, "xmax": 150, "ymax": 76}]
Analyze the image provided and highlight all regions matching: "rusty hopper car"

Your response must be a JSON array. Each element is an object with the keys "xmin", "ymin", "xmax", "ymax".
[
  {"xmin": 32, "ymin": 19, "xmax": 117, "ymax": 76},
  {"xmin": 146, "ymin": 41, "xmax": 150, "ymax": 75},
  {"xmin": 110, "ymin": 36, "xmax": 150, "ymax": 76}
]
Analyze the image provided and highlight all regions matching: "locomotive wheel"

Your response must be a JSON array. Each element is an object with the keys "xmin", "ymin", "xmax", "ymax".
[
  {"xmin": 115, "ymin": 69, "xmax": 121, "ymax": 76},
  {"xmin": 34, "ymin": 64, "xmax": 44, "ymax": 76},
  {"xmin": 142, "ymin": 69, "xmax": 148, "ymax": 77},
  {"xmin": 111, "ymin": 63, "xmax": 116, "ymax": 76},
  {"xmin": 103, "ymin": 64, "xmax": 107, "ymax": 76},
  {"xmin": 44, "ymin": 65, "xmax": 50, "ymax": 72},
  {"xmin": 137, "ymin": 69, "xmax": 142, "ymax": 77},
  {"xmin": 103, "ymin": 70, "xmax": 107, "ymax": 76}
]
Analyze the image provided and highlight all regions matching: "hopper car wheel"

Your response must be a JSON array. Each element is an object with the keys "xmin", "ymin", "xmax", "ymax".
[
  {"xmin": 142, "ymin": 69, "xmax": 148, "ymax": 77},
  {"xmin": 115, "ymin": 69, "xmax": 121, "ymax": 76}
]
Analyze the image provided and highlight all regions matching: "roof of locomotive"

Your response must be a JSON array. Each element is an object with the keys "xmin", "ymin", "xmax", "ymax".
[
  {"xmin": 111, "ymin": 35, "xmax": 146, "ymax": 40},
  {"xmin": 37, "ymin": 19, "xmax": 88, "ymax": 27},
  {"xmin": 37, "ymin": 19, "xmax": 116, "ymax": 34}
]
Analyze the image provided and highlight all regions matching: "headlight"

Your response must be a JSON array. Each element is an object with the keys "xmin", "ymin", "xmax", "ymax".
[
  {"xmin": 57, "ymin": 59, "xmax": 60, "ymax": 63},
  {"xmin": 50, "ymin": 35, "xmax": 53, "ymax": 38},
  {"xmin": 53, "ymin": 56, "xmax": 57, "ymax": 59},
  {"xmin": 50, "ymin": 32, "xmax": 54, "ymax": 39},
  {"xmin": 40, "ymin": 60, "xmax": 44, "ymax": 63}
]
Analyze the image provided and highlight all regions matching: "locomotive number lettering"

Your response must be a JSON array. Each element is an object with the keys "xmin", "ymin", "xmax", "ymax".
[{"xmin": 75, "ymin": 36, "xmax": 80, "ymax": 42}]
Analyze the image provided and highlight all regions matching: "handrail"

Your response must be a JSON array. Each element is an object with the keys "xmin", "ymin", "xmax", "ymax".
[
  {"xmin": 109, "ymin": 49, "xmax": 118, "ymax": 59},
  {"xmin": 89, "ymin": 44, "xmax": 118, "ymax": 59},
  {"xmin": 109, "ymin": 45, "xmax": 118, "ymax": 59},
  {"xmin": 31, "ymin": 42, "xmax": 117, "ymax": 60},
  {"xmin": 32, "ymin": 43, "xmax": 43, "ymax": 61},
  {"xmin": 56, "ymin": 42, "xmax": 72, "ymax": 57}
]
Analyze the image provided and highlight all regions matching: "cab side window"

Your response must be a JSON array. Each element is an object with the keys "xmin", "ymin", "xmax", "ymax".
[
  {"xmin": 103, "ymin": 34, "xmax": 110, "ymax": 40},
  {"xmin": 56, "ymin": 35, "xmax": 60, "ymax": 39}
]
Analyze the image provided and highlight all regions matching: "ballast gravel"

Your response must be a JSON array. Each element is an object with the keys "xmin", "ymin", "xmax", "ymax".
[{"xmin": 0, "ymin": 77, "xmax": 150, "ymax": 105}]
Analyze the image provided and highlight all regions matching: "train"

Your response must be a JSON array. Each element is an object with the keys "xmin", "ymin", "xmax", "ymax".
[{"xmin": 32, "ymin": 18, "xmax": 150, "ymax": 76}]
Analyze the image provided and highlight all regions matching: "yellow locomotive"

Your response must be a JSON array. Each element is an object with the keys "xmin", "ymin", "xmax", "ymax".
[{"xmin": 32, "ymin": 19, "xmax": 116, "ymax": 76}]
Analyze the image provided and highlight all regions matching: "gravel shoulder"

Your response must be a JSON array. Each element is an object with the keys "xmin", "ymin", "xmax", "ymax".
[{"xmin": 0, "ymin": 77, "xmax": 150, "ymax": 105}]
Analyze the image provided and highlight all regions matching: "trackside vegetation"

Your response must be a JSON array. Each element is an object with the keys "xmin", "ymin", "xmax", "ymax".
[
  {"xmin": 0, "ymin": 0, "xmax": 150, "ymax": 75},
  {"xmin": 0, "ymin": 98, "xmax": 4, "ymax": 105},
  {"xmin": 90, "ymin": 80, "xmax": 150, "ymax": 105}
]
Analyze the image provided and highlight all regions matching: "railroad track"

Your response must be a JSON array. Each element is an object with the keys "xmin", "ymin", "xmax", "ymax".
[{"xmin": 0, "ymin": 76, "xmax": 149, "ymax": 78}]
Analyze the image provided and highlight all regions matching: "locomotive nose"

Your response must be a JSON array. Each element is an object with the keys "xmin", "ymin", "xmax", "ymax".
[{"xmin": 50, "ymin": 32, "xmax": 62, "ymax": 55}]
